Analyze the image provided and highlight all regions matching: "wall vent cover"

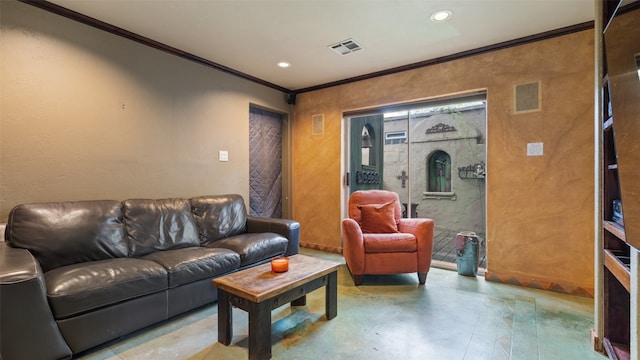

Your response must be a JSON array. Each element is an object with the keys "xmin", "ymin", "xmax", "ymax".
[{"xmin": 328, "ymin": 39, "xmax": 363, "ymax": 56}]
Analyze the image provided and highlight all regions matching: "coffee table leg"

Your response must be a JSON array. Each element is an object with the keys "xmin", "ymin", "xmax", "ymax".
[
  {"xmin": 248, "ymin": 300, "xmax": 272, "ymax": 360},
  {"xmin": 218, "ymin": 290, "xmax": 232, "ymax": 345},
  {"xmin": 326, "ymin": 271, "xmax": 337, "ymax": 320}
]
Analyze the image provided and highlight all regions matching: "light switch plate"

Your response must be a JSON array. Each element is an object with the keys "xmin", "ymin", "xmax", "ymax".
[
  {"xmin": 218, "ymin": 150, "xmax": 229, "ymax": 162},
  {"xmin": 527, "ymin": 142, "xmax": 543, "ymax": 156}
]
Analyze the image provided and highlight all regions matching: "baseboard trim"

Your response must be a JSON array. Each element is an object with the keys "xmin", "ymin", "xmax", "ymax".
[
  {"xmin": 484, "ymin": 271, "xmax": 594, "ymax": 297},
  {"xmin": 300, "ymin": 242, "xmax": 342, "ymax": 254}
]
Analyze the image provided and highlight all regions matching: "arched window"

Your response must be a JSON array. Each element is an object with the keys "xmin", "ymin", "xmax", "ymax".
[{"xmin": 428, "ymin": 151, "xmax": 451, "ymax": 192}]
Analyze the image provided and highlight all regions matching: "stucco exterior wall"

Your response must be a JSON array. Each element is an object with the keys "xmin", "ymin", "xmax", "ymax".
[
  {"xmin": 292, "ymin": 30, "xmax": 595, "ymax": 294},
  {"xmin": 381, "ymin": 106, "xmax": 487, "ymax": 234}
]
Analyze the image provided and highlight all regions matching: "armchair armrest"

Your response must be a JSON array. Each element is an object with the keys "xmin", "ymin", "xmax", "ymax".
[
  {"xmin": 0, "ymin": 242, "xmax": 72, "ymax": 360},
  {"xmin": 246, "ymin": 216, "xmax": 300, "ymax": 256},
  {"xmin": 341, "ymin": 218, "xmax": 365, "ymax": 274},
  {"xmin": 398, "ymin": 218, "xmax": 435, "ymax": 272}
]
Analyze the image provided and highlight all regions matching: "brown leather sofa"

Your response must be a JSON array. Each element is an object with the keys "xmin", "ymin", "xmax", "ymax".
[
  {"xmin": 0, "ymin": 194, "xmax": 299, "ymax": 360},
  {"xmin": 342, "ymin": 190, "xmax": 434, "ymax": 285}
]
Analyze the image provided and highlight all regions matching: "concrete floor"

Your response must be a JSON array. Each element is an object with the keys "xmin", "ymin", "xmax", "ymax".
[{"xmin": 77, "ymin": 249, "xmax": 606, "ymax": 360}]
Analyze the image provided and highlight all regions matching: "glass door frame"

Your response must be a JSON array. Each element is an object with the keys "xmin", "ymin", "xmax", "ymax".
[{"xmin": 341, "ymin": 91, "xmax": 487, "ymax": 233}]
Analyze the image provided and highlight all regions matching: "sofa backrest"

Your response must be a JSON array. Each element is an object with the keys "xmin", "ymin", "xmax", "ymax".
[
  {"xmin": 190, "ymin": 194, "xmax": 247, "ymax": 245},
  {"xmin": 5, "ymin": 200, "xmax": 127, "ymax": 272},
  {"xmin": 123, "ymin": 198, "xmax": 200, "ymax": 257},
  {"xmin": 4, "ymin": 196, "xmax": 249, "ymax": 269}
]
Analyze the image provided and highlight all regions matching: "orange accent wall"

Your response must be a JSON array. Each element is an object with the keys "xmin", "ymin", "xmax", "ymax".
[{"xmin": 292, "ymin": 30, "xmax": 595, "ymax": 293}]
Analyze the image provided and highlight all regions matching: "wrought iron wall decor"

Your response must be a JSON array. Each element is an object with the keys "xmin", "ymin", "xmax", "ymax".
[
  {"xmin": 396, "ymin": 170, "xmax": 409, "ymax": 188},
  {"xmin": 425, "ymin": 123, "xmax": 457, "ymax": 134},
  {"xmin": 458, "ymin": 161, "xmax": 485, "ymax": 180},
  {"xmin": 356, "ymin": 170, "xmax": 380, "ymax": 184}
]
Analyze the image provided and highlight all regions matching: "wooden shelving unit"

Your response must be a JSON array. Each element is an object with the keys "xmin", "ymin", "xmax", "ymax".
[
  {"xmin": 601, "ymin": 222, "xmax": 631, "ymax": 359},
  {"xmin": 599, "ymin": 1, "xmax": 638, "ymax": 359}
]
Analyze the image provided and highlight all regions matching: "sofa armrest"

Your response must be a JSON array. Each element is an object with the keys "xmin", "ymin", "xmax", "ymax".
[
  {"xmin": 246, "ymin": 216, "xmax": 300, "ymax": 256},
  {"xmin": 0, "ymin": 242, "xmax": 72, "ymax": 360}
]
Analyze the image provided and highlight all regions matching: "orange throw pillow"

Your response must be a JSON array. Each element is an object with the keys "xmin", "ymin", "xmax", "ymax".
[{"xmin": 358, "ymin": 200, "xmax": 399, "ymax": 233}]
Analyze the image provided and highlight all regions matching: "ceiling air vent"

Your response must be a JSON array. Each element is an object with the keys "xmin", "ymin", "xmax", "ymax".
[{"xmin": 328, "ymin": 38, "xmax": 363, "ymax": 56}]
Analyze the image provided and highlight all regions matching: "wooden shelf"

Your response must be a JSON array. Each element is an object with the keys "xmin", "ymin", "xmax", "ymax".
[
  {"xmin": 604, "ymin": 220, "xmax": 626, "ymax": 241},
  {"xmin": 604, "ymin": 249, "xmax": 631, "ymax": 292},
  {"xmin": 603, "ymin": 338, "xmax": 631, "ymax": 360}
]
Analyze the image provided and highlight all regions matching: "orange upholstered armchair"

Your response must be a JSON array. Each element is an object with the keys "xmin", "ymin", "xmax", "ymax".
[{"xmin": 341, "ymin": 190, "xmax": 435, "ymax": 285}]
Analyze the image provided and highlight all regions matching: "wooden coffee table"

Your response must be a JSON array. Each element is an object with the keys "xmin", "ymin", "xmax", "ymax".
[{"xmin": 212, "ymin": 254, "xmax": 341, "ymax": 360}]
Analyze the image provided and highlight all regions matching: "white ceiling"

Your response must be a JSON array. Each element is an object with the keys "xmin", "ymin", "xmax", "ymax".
[{"xmin": 48, "ymin": 0, "xmax": 595, "ymax": 91}]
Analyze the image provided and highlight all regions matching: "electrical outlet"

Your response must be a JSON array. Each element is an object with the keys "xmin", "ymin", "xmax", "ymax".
[
  {"xmin": 218, "ymin": 150, "xmax": 229, "ymax": 162},
  {"xmin": 527, "ymin": 142, "xmax": 543, "ymax": 156}
]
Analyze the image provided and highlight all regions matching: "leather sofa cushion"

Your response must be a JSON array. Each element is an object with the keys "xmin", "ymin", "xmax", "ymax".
[
  {"xmin": 5, "ymin": 201, "xmax": 127, "ymax": 272},
  {"xmin": 45, "ymin": 258, "xmax": 167, "ymax": 319},
  {"xmin": 206, "ymin": 232, "xmax": 288, "ymax": 266},
  {"xmin": 124, "ymin": 198, "xmax": 200, "ymax": 257},
  {"xmin": 190, "ymin": 195, "xmax": 247, "ymax": 245},
  {"xmin": 363, "ymin": 233, "xmax": 417, "ymax": 253},
  {"xmin": 142, "ymin": 247, "xmax": 240, "ymax": 288}
]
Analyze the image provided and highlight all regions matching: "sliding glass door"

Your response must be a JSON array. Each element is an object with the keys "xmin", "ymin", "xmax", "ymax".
[{"xmin": 347, "ymin": 94, "xmax": 487, "ymax": 235}]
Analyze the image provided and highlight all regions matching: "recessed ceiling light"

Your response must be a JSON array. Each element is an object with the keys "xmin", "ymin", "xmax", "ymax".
[
  {"xmin": 431, "ymin": 10, "xmax": 453, "ymax": 22},
  {"xmin": 277, "ymin": 62, "xmax": 290, "ymax": 68}
]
